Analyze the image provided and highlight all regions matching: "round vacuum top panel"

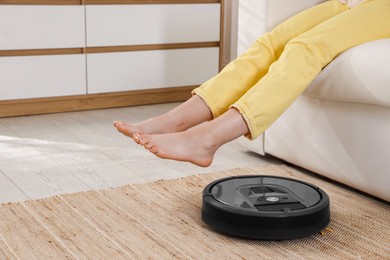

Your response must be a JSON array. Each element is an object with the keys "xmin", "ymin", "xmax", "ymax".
[{"xmin": 202, "ymin": 175, "xmax": 330, "ymax": 240}]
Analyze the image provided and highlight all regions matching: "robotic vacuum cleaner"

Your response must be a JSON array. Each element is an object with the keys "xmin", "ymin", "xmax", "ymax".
[{"xmin": 202, "ymin": 175, "xmax": 330, "ymax": 240}]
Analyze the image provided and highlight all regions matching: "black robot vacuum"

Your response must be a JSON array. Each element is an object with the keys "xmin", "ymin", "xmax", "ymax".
[{"xmin": 202, "ymin": 175, "xmax": 330, "ymax": 240}]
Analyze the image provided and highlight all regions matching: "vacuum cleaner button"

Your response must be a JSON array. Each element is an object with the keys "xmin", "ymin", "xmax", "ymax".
[{"xmin": 266, "ymin": 196, "xmax": 279, "ymax": 202}]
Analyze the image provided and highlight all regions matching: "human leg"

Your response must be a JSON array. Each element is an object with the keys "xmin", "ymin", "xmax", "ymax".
[
  {"xmin": 136, "ymin": 0, "xmax": 390, "ymax": 166},
  {"xmin": 193, "ymin": 0, "xmax": 346, "ymax": 118},
  {"xmin": 113, "ymin": 95, "xmax": 212, "ymax": 138},
  {"xmin": 114, "ymin": 0, "xmax": 346, "ymax": 139},
  {"xmin": 232, "ymin": 0, "xmax": 390, "ymax": 139}
]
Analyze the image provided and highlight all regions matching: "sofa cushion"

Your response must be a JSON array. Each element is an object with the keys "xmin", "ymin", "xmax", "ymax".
[
  {"xmin": 237, "ymin": 0, "xmax": 325, "ymax": 55},
  {"xmin": 303, "ymin": 39, "xmax": 390, "ymax": 108}
]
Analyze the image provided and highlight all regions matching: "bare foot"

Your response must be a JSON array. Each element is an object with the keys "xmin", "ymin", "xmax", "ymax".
[
  {"xmin": 113, "ymin": 114, "xmax": 183, "ymax": 139},
  {"xmin": 113, "ymin": 95, "xmax": 213, "ymax": 142},
  {"xmin": 133, "ymin": 108, "xmax": 250, "ymax": 167},
  {"xmin": 138, "ymin": 128, "xmax": 219, "ymax": 167}
]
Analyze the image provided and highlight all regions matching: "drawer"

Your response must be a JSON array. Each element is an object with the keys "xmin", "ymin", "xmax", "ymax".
[
  {"xmin": 0, "ymin": 55, "xmax": 86, "ymax": 100},
  {"xmin": 87, "ymin": 47, "xmax": 219, "ymax": 93},
  {"xmin": 0, "ymin": 5, "xmax": 85, "ymax": 50},
  {"xmin": 86, "ymin": 4, "xmax": 220, "ymax": 47}
]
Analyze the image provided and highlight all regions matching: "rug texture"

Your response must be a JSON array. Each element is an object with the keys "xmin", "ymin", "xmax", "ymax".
[{"xmin": 0, "ymin": 165, "xmax": 389, "ymax": 259}]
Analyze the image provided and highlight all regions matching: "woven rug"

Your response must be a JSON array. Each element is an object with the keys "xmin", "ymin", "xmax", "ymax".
[{"xmin": 0, "ymin": 165, "xmax": 389, "ymax": 259}]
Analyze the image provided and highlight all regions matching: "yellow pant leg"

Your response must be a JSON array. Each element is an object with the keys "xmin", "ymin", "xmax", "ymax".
[
  {"xmin": 193, "ymin": 0, "xmax": 346, "ymax": 118},
  {"xmin": 233, "ymin": 0, "xmax": 390, "ymax": 139}
]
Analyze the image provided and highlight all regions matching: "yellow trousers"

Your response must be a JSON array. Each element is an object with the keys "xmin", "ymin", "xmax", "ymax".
[{"xmin": 193, "ymin": 0, "xmax": 390, "ymax": 139}]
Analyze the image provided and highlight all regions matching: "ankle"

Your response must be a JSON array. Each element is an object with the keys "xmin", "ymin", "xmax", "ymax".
[
  {"xmin": 188, "ymin": 123, "xmax": 222, "ymax": 152},
  {"xmin": 161, "ymin": 112, "xmax": 188, "ymax": 132}
]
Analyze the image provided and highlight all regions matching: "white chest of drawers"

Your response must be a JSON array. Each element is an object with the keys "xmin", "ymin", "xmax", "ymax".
[{"xmin": 0, "ymin": 0, "xmax": 223, "ymax": 117}]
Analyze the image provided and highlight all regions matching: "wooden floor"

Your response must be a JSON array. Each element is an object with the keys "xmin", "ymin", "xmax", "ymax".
[{"xmin": 0, "ymin": 102, "xmax": 283, "ymax": 203}]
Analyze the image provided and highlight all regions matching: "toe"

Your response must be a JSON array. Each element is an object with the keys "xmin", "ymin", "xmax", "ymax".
[
  {"xmin": 115, "ymin": 122, "xmax": 126, "ymax": 132},
  {"xmin": 114, "ymin": 121, "xmax": 135, "ymax": 138},
  {"xmin": 113, "ymin": 120, "xmax": 122, "ymax": 128},
  {"xmin": 149, "ymin": 145, "xmax": 160, "ymax": 154},
  {"xmin": 144, "ymin": 141, "xmax": 154, "ymax": 150},
  {"xmin": 138, "ymin": 135, "xmax": 150, "ymax": 146},
  {"xmin": 133, "ymin": 133, "xmax": 141, "ymax": 143}
]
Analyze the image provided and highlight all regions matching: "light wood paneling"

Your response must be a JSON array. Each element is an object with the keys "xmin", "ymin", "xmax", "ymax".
[
  {"xmin": 0, "ymin": 86, "xmax": 193, "ymax": 118},
  {"xmin": 86, "ymin": 42, "xmax": 219, "ymax": 54},
  {"xmin": 219, "ymin": 0, "xmax": 225, "ymax": 69},
  {"xmin": 0, "ymin": 121, "xmax": 91, "ymax": 200},
  {"xmin": 0, "ymin": 0, "xmax": 220, "ymax": 4},
  {"xmin": 0, "ymin": 48, "xmax": 85, "ymax": 57},
  {"xmin": 1, "ymin": 116, "xmax": 146, "ymax": 191},
  {"xmin": 0, "ymin": 0, "xmax": 81, "ymax": 4},
  {"xmin": 0, "ymin": 43, "xmax": 218, "ymax": 57},
  {"xmin": 0, "ymin": 170, "xmax": 29, "ymax": 202},
  {"xmin": 0, "ymin": 103, "xmax": 273, "ymax": 203},
  {"xmin": 86, "ymin": 0, "xmax": 221, "ymax": 4}
]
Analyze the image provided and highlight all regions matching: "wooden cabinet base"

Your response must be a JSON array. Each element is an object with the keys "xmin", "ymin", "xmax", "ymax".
[{"xmin": 0, "ymin": 86, "xmax": 193, "ymax": 118}]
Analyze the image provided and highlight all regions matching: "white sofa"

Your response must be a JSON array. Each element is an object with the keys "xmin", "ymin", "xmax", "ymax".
[{"xmin": 237, "ymin": 0, "xmax": 390, "ymax": 202}]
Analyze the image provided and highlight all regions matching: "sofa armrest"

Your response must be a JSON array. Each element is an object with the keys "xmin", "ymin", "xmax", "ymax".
[
  {"xmin": 236, "ymin": 0, "xmax": 325, "ymax": 155},
  {"xmin": 265, "ymin": 0, "xmax": 326, "ymax": 30},
  {"xmin": 237, "ymin": 0, "xmax": 326, "ymax": 54}
]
